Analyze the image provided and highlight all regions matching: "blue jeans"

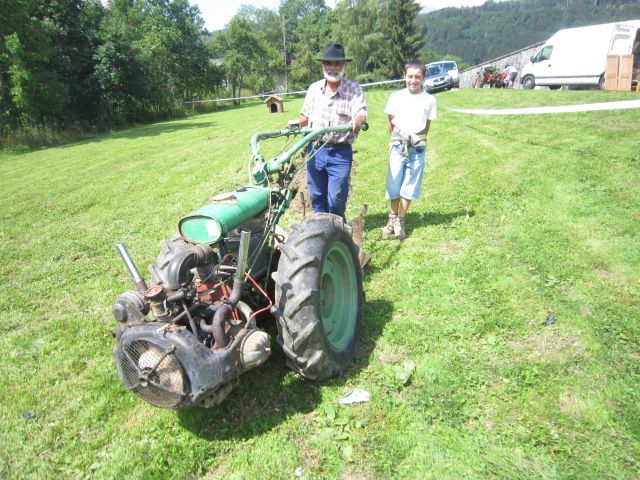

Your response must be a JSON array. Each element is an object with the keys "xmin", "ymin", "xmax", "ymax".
[
  {"xmin": 386, "ymin": 142, "xmax": 426, "ymax": 201},
  {"xmin": 306, "ymin": 143, "xmax": 353, "ymax": 218}
]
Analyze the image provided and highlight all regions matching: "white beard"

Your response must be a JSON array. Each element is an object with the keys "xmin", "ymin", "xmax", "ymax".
[{"xmin": 323, "ymin": 68, "xmax": 345, "ymax": 83}]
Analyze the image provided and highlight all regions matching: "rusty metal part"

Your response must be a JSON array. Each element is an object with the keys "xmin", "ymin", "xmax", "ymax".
[
  {"xmin": 348, "ymin": 204, "xmax": 371, "ymax": 269},
  {"xmin": 300, "ymin": 191, "xmax": 306, "ymax": 218},
  {"xmin": 145, "ymin": 285, "xmax": 170, "ymax": 321},
  {"xmin": 181, "ymin": 300, "xmax": 199, "ymax": 337},
  {"xmin": 200, "ymin": 300, "xmax": 253, "ymax": 349}
]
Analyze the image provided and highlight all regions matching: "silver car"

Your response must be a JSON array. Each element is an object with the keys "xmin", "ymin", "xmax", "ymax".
[
  {"xmin": 427, "ymin": 61, "xmax": 459, "ymax": 88},
  {"xmin": 423, "ymin": 64, "xmax": 453, "ymax": 93}
]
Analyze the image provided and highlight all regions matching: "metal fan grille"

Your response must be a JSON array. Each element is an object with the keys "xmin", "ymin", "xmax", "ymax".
[{"xmin": 118, "ymin": 340, "xmax": 186, "ymax": 408}]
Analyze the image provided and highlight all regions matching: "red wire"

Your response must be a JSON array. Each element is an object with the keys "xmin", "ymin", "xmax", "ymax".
[{"xmin": 245, "ymin": 272, "xmax": 273, "ymax": 320}]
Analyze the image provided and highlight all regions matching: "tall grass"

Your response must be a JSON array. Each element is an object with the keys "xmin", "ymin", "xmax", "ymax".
[{"xmin": 1, "ymin": 88, "xmax": 638, "ymax": 479}]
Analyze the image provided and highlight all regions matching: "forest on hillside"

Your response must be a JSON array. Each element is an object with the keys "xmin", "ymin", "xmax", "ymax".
[{"xmin": 419, "ymin": 0, "xmax": 640, "ymax": 65}]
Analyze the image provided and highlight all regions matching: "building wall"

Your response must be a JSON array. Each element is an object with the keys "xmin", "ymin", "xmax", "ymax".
[{"xmin": 459, "ymin": 42, "xmax": 545, "ymax": 88}]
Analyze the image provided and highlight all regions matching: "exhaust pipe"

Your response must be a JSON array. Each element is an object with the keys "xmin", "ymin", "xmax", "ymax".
[
  {"xmin": 227, "ymin": 230, "xmax": 251, "ymax": 307},
  {"xmin": 207, "ymin": 231, "xmax": 252, "ymax": 348},
  {"xmin": 116, "ymin": 243, "xmax": 148, "ymax": 294}
]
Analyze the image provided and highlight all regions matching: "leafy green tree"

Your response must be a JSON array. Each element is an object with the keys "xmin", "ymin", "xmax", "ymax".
[
  {"xmin": 384, "ymin": 0, "xmax": 422, "ymax": 77},
  {"xmin": 92, "ymin": 5, "xmax": 148, "ymax": 125},
  {"xmin": 236, "ymin": 6, "xmax": 286, "ymax": 92},
  {"xmin": 288, "ymin": 12, "xmax": 334, "ymax": 88},
  {"xmin": 332, "ymin": 0, "xmax": 388, "ymax": 81},
  {"xmin": 0, "ymin": 0, "xmax": 36, "ymax": 129},
  {"xmin": 2, "ymin": 0, "xmax": 75, "ymax": 127},
  {"xmin": 214, "ymin": 16, "xmax": 271, "ymax": 101},
  {"xmin": 279, "ymin": 0, "xmax": 331, "ymax": 89},
  {"xmin": 419, "ymin": 49, "xmax": 442, "ymax": 65},
  {"xmin": 136, "ymin": 0, "xmax": 218, "ymax": 114}
]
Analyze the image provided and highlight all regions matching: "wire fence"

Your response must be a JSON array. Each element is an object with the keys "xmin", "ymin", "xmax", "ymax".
[{"xmin": 183, "ymin": 78, "xmax": 405, "ymax": 104}]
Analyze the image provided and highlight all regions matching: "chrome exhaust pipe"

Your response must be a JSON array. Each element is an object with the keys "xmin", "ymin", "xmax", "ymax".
[{"xmin": 116, "ymin": 243, "xmax": 148, "ymax": 294}]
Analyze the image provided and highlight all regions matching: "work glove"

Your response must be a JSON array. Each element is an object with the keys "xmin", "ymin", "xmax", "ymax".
[{"xmin": 409, "ymin": 133, "xmax": 426, "ymax": 149}]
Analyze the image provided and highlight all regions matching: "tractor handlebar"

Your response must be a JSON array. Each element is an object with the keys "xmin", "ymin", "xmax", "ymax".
[{"xmin": 250, "ymin": 122, "xmax": 367, "ymax": 186}]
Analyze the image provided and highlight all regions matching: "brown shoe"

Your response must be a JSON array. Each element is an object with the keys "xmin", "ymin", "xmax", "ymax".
[
  {"xmin": 382, "ymin": 214, "xmax": 397, "ymax": 237},
  {"xmin": 394, "ymin": 216, "xmax": 406, "ymax": 241}
]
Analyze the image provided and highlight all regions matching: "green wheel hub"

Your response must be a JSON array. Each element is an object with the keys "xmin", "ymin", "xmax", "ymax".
[{"xmin": 321, "ymin": 242, "xmax": 358, "ymax": 351}]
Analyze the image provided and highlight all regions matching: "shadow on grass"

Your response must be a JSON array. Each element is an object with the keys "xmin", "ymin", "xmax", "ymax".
[
  {"xmin": 362, "ymin": 209, "xmax": 474, "ymax": 275},
  {"xmin": 57, "ymin": 120, "xmax": 219, "ymax": 149},
  {"xmin": 365, "ymin": 209, "xmax": 473, "ymax": 231},
  {"xmin": 177, "ymin": 297, "xmax": 392, "ymax": 440}
]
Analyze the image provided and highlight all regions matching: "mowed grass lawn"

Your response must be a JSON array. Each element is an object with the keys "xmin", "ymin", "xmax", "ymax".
[{"xmin": 1, "ymin": 88, "xmax": 639, "ymax": 479}]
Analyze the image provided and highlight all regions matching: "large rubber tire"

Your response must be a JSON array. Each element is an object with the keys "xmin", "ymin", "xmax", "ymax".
[
  {"xmin": 274, "ymin": 213, "xmax": 363, "ymax": 380},
  {"xmin": 522, "ymin": 75, "xmax": 535, "ymax": 90}
]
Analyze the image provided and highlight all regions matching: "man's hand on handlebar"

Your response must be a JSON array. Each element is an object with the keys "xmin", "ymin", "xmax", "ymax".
[{"xmin": 352, "ymin": 113, "xmax": 368, "ymax": 134}]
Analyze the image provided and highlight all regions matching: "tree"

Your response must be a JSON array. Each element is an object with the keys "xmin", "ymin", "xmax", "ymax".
[
  {"xmin": 92, "ymin": 4, "xmax": 148, "ymax": 125},
  {"xmin": 236, "ymin": 6, "xmax": 286, "ymax": 92},
  {"xmin": 332, "ymin": 0, "xmax": 388, "ymax": 81},
  {"xmin": 214, "ymin": 16, "xmax": 271, "ymax": 101},
  {"xmin": 136, "ymin": 0, "xmax": 219, "ymax": 114},
  {"xmin": 384, "ymin": 0, "xmax": 422, "ymax": 78},
  {"xmin": 280, "ymin": 0, "xmax": 331, "ymax": 89}
]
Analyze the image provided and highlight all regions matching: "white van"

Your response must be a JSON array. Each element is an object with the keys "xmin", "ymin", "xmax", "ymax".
[{"xmin": 521, "ymin": 20, "xmax": 640, "ymax": 89}]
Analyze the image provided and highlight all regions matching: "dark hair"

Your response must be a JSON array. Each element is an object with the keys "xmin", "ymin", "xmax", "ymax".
[{"xmin": 404, "ymin": 60, "xmax": 426, "ymax": 77}]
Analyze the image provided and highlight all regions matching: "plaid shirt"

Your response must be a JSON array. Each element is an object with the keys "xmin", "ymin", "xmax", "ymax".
[{"xmin": 300, "ymin": 78, "xmax": 367, "ymax": 144}]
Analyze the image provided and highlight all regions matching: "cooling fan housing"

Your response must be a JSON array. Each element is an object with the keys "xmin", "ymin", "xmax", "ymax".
[{"xmin": 114, "ymin": 323, "xmax": 248, "ymax": 408}]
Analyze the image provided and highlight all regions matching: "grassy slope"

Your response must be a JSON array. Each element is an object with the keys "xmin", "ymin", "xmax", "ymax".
[{"xmin": 0, "ymin": 89, "xmax": 639, "ymax": 479}]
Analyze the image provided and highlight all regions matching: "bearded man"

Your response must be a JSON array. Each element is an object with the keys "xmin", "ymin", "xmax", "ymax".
[{"xmin": 298, "ymin": 43, "xmax": 368, "ymax": 218}]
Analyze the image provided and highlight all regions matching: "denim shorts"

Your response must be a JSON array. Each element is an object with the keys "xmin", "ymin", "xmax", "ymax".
[{"xmin": 386, "ymin": 142, "xmax": 426, "ymax": 201}]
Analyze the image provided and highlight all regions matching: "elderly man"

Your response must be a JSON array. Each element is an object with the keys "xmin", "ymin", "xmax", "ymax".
[{"xmin": 299, "ymin": 43, "xmax": 367, "ymax": 218}]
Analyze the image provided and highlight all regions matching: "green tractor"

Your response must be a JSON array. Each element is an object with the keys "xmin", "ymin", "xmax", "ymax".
[{"xmin": 111, "ymin": 121, "xmax": 367, "ymax": 408}]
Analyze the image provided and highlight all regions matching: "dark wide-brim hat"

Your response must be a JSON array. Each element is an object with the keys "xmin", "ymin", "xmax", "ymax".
[{"xmin": 316, "ymin": 43, "xmax": 352, "ymax": 62}]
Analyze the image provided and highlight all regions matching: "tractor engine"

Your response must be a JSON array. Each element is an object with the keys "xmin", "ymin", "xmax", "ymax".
[{"xmin": 111, "ymin": 229, "xmax": 272, "ymax": 409}]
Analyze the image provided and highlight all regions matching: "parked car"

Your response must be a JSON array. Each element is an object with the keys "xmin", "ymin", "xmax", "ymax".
[
  {"xmin": 423, "ymin": 64, "xmax": 453, "ymax": 93},
  {"xmin": 427, "ymin": 60, "xmax": 459, "ymax": 88}
]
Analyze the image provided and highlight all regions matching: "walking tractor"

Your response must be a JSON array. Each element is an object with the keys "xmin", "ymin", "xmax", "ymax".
[{"xmin": 111, "ymin": 121, "xmax": 368, "ymax": 409}]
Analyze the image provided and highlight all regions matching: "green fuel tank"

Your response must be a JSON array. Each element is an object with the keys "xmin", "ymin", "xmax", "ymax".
[{"xmin": 178, "ymin": 187, "xmax": 270, "ymax": 244}]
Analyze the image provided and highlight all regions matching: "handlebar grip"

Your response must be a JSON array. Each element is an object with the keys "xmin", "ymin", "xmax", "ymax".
[{"xmin": 360, "ymin": 122, "xmax": 369, "ymax": 132}]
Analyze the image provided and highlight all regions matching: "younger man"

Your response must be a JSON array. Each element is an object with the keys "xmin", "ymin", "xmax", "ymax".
[{"xmin": 382, "ymin": 60, "xmax": 437, "ymax": 240}]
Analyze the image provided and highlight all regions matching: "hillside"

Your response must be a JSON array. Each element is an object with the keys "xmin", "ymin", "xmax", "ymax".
[{"xmin": 419, "ymin": 0, "xmax": 640, "ymax": 65}]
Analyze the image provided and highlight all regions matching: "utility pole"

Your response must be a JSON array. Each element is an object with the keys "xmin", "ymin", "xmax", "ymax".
[{"xmin": 281, "ymin": 15, "xmax": 288, "ymax": 93}]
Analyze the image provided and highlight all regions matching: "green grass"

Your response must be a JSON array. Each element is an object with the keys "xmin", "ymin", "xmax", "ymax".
[{"xmin": 1, "ymin": 88, "xmax": 639, "ymax": 479}]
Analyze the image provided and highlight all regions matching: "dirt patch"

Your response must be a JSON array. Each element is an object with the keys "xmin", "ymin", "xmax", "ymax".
[
  {"xmin": 302, "ymin": 447, "xmax": 322, "ymax": 471},
  {"xmin": 376, "ymin": 345, "xmax": 409, "ymax": 365},
  {"xmin": 437, "ymin": 240, "xmax": 468, "ymax": 258},
  {"xmin": 558, "ymin": 390, "xmax": 580, "ymax": 414},
  {"xmin": 508, "ymin": 321, "xmax": 586, "ymax": 361}
]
